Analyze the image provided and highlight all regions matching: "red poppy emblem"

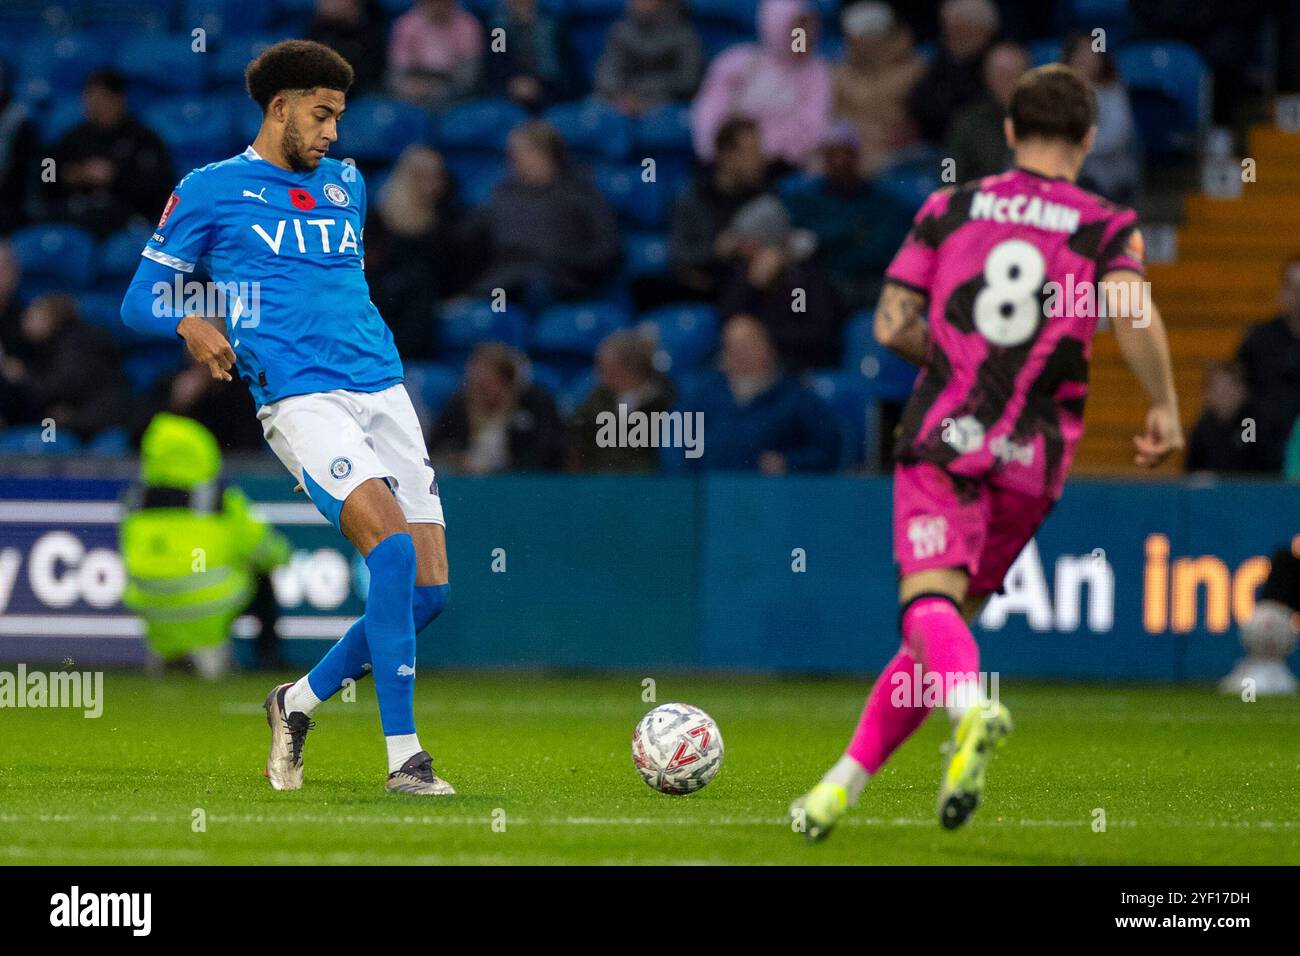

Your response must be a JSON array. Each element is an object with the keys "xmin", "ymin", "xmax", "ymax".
[{"xmin": 289, "ymin": 188, "xmax": 316, "ymax": 211}]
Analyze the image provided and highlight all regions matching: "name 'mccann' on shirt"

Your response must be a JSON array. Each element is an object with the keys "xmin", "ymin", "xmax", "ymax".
[{"xmin": 137, "ymin": 146, "xmax": 403, "ymax": 407}]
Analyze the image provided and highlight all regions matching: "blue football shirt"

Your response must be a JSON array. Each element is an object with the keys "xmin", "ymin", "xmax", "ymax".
[{"xmin": 142, "ymin": 146, "xmax": 403, "ymax": 406}]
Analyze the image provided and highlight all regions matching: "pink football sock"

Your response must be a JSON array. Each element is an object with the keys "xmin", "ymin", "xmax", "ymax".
[
  {"xmin": 845, "ymin": 649, "xmax": 933, "ymax": 774},
  {"xmin": 901, "ymin": 595, "xmax": 980, "ymax": 699}
]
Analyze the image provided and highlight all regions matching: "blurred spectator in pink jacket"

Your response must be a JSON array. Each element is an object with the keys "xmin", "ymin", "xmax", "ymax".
[
  {"xmin": 388, "ymin": 0, "xmax": 484, "ymax": 108},
  {"xmin": 690, "ymin": 0, "xmax": 832, "ymax": 171}
]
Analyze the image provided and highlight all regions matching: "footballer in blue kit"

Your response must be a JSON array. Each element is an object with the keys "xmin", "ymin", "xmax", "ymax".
[{"xmin": 120, "ymin": 40, "xmax": 455, "ymax": 796}]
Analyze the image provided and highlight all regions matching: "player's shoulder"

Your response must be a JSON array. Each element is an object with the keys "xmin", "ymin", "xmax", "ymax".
[{"xmin": 173, "ymin": 149, "xmax": 261, "ymax": 194}]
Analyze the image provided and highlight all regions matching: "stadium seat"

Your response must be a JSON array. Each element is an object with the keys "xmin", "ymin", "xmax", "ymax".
[
  {"xmin": 435, "ymin": 97, "xmax": 528, "ymax": 155},
  {"xmin": 807, "ymin": 369, "xmax": 875, "ymax": 467},
  {"xmin": 544, "ymin": 99, "xmax": 634, "ymax": 162},
  {"xmin": 117, "ymin": 35, "xmax": 210, "ymax": 96},
  {"xmin": 843, "ymin": 309, "xmax": 917, "ymax": 402},
  {"xmin": 636, "ymin": 104, "xmax": 693, "ymax": 155},
  {"xmin": 637, "ymin": 302, "xmax": 719, "ymax": 372},
  {"xmin": 439, "ymin": 299, "xmax": 529, "ymax": 359},
  {"xmin": 876, "ymin": 162, "xmax": 940, "ymax": 212},
  {"xmin": 11, "ymin": 224, "xmax": 97, "ymax": 290},
  {"xmin": 333, "ymin": 95, "xmax": 431, "ymax": 164},
  {"xmin": 124, "ymin": 343, "xmax": 184, "ymax": 392},
  {"xmin": 556, "ymin": 366, "xmax": 597, "ymax": 418},
  {"xmin": 0, "ymin": 424, "xmax": 83, "ymax": 455},
  {"xmin": 85, "ymin": 427, "xmax": 132, "ymax": 455},
  {"xmin": 622, "ymin": 231, "xmax": 669, "ymax": 281},
  {"xmin": 405, "ymin": 362, "xmax": 463, "ymax": 418},
  {"xmin": 454, "ymin": 158, "xmax": 507, "ymax": 206},
  {"xmin": 1118, "ymin": 41, "xmax": 1210, "ymax": 159},
  {"xmin": 212, "ymin": 34, "xmax": 286, "ymax": 86},
  {"xmin": 83, "ymin": 0, "xmax": 175, "ymax": 36},
  {"xmin": 777, "ymin": 170, "xmax": 821, "ymax": 201},
  {"xmin": 1030, "ymin": 38, "xmax": 1063, "ymax": 67},
  {"xmin": 144, "ymin": 96, "xmax": 236, "ymax": 171},
  {"xmin": 531, "ymin": 300, "xmax": 629, "ymax": 366},
  {"xmin": 76, "ymin": 290, "xmax": 129, "ymax": 334},
  {"xmin": 228, "ymin": 92, "xmax": 265, "ymax": 146},
  {"xmin": 97, "ymin": 229, "xmax": 153, "ymax": 288},
  {"xmin": 184, "ymin": 0, "xmax": 273, "ymax": 39},
  {"xmin": 17, "ymin": 32, "xmax": 114, "ymax": 102},
  {"xmin": 592, "ymin": 162, "xmax": 667, "ymax": 228}
]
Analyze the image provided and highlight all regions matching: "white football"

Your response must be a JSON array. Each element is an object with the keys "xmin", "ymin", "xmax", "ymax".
[{"xmin": 632, "ymin": 703, "xmax": 724, "ymax": 795}]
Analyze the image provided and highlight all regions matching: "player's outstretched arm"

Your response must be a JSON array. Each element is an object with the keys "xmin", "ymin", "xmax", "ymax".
[
  {"xmin": 873, "ymin": 281, "xmax": 929, "ymax": 366},
  {"xmin": 1103, "ymin": 269, "xmax": 1184, "ymax": 468},
  {"xmin": 120, "ymin": 256, "xmax": 235, "ymax": 382}
]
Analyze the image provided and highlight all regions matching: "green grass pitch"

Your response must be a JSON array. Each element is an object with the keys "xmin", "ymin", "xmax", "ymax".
[{"xmin": 1, "ymin": 673, "xmax": 1296, "ymax": 865}]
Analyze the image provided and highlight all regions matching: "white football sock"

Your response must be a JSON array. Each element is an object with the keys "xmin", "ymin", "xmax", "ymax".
[
  {"xmin": 283, "ymin": 676, "xmax": 322, "ymax": 717},
  {"xmin": 946, "ymin": 678, "xmax": 985, "ymax": 724},
  {"xmin": 823, "ymin": 754, "xmax": 871, "ymax": 805},
  {"xmin": 386, "ymin": 734, "xmax": 423, "ymax": 774}
]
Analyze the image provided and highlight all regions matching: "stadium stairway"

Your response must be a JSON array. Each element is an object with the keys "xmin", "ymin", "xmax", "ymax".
[{"xmin": 1075, "ymin": 122, "xmax": 1300, "ymax": 475}]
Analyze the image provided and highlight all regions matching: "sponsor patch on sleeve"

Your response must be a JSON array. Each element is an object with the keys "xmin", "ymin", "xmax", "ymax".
[{"xmin": 157, "ymin": 192, "xmax": 180, "ymax": 229}]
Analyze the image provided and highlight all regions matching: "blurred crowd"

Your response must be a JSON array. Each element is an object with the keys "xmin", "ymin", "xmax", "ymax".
[{"xmin": 0, "ymin": 0, "xmax": 1293, "ymax": 475}]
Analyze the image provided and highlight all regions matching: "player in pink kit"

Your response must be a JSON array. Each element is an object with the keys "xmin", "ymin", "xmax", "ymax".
[{"xmin": 794, "ymin": 65, "xmax": 1183, "ymax": 839}]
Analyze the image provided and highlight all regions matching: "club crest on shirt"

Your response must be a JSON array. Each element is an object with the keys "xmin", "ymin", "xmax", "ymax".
[
  {"xmin": 324, "ymin": 183, "xmax": 350, "ymax": 206},
  {"xmin": 330, "ymin": 456, "xmax": 352, "ymax": 479}
]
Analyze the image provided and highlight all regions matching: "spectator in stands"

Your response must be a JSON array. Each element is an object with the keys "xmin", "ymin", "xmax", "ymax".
[
  {"xmin": 50, "ymin": 69, "xmax": 173, "ymax": 237},
  {"xmin": 387, "ymin": 0, "xmax": 484, "ymax": 108},
  {"xmin": 308, "ymin": 0, "xmax": 388, "ymax": 95},
  {"xmin": 134, "ymin": 355, "xmax": 265, "ymax": 453},
  {"xmin": 945, "ymin": 40, "xmax": 1030, "ymax": 181},
  {"xmin": 482, "ymin": 0, "xmax": 571, "ymax": 110},
  {"xmin": 460, "ymin": 121, "xmax": 621, "ymax": 311},
  {"xmin": 668, "ymin": 117, "xmax": 769, "ymax": 299},
  {"xmin": 0, "ymin": 294, "xmax": 128, "ymax": 440},
  {"xmin": 1185, "ymin": 359, "xmax": 1271, "ymax": 473},
  {"xmin": 1235, "ymin": 257, "xmax": 1300, "ymax": 471},
  {"xmin": 0, "ymin": 62, "xmax": 40, "ymax": 234},
  {"xmin": 716, "ymin": 195, "xmax": 845, "ymax": 370},
  {"xmin": 690, "ymin": 0, "xmax": 833, "ymax": 170},
  {"xmin": 364, "ymin": 145, "xmax": 463, "ymax": 359},
  {"xmin": 908, "ymin": 0, "xmax": 999, "ymax": 145},
  {"xmin": 428, "ymin": 341, "xmax": 566, "ymax": 472},
  {"xmin": 569, "ymin": 329, "xmax": 677, "ymax": 472},
  {"xmin": 595, "ymin": 0, "xmax": 704, "ymax": 116},
  {"xmin": 0, "ymin": 242, "xmax": 22, "ymax": 361},
  {"xmin": 786, "ymin": 122, "xmax": 914, "ymax": 310},
  {"xmin": 669, "ymin": 314, "xmax": 839, "ymax": 473},
  {"xmin": 832, "ymin": 2, "xmax": 925, "ymax": 177},
  {"xmin": 1062, "ymin": 34, "xmax": 1139, "ymax": 205}
]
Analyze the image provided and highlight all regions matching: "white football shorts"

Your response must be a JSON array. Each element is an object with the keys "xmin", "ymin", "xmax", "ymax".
[{"xmin": 257, "ymin": 383, "xmax": 445, "ymax": 530}]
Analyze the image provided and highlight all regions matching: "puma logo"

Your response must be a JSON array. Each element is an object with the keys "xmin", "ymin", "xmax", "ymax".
[
  {"xmin": 396, "ymin": 664, "xmax": 415, "ymax": 677},
  {"xmin": 242, "ymin": 187, "xmax": 267, "ymax": 203}
]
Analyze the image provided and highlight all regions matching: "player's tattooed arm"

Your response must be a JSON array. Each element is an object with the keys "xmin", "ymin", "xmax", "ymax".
[
  {"xmin": 1103, "ymin": 269, "xmax": 1184, "ymax": 468},
  {"xmin": 873, "ymin": 281, "xmax": 930, "ymax": 365}
]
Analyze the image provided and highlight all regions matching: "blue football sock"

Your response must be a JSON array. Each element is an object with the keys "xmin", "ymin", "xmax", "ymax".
[
  {"xmin": 305, "ymin": 583, "xmax": 449, "ymax": 703},
  {"xmin": 362, "ymin": 533, "xmax": 417, "ymax": 736}
]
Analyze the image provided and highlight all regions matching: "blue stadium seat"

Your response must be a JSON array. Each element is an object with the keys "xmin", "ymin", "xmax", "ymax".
[
  {"xmin": 638, "ymin": 302, "xmax": 719, "ymax": 372},
  {"xmin": 436, "ymin": 97, "xmax": 528, "ymax": 154},
  {"xmin": 807, "ymin": 370, "xmax": 874, "ymax": 467},
  {"xmin": 405, "ymin": 362, "xmax": 463, "ymax": 417},
  {"xmin": 454, "ymin": 158, "xmax": 507, "ymax": 206},
  {"xmin": 212, "ymin": 34, "xmax": 285, "ymax": 86},
  {"xmin": 83, "ymin": 0, "xmax": 175, "ymax": 36},
  {"xmin": 97, "ymin": 228, "xmax": 153, "ymax": 288},
  {"xmin": 876, "ymin": 162, "xmax": 940, "ymax": 212},
  {"xmin": 76, "ymin": 290, "xmax": 128, "ymax": 332},
  {"xmin": 635, "ymin": 103, "xmax": 693, "ymax": 155},
  {"xmin": 333, "ymin": 95, "xmax": 431, "ymax": 164},
  {"xmin": 11, "ymin": 224, "xmax": 97, "ymax": 290},
  {"xmin": 144, "ymin": 96, "xmax": 236, "ymax": 170},
  {"xmin": 524, "ymin": 360, "xmax": 567, "ymax": 397},
  {"xmin": 622, "ymin": 231, "xmax": 669, "ymax": 281},
  {"xmin": 1118, "ymin": 41, "xmax": 1209, "ymax": 159},
  {"xmin": 592, "ymin": 162, "xmax": 667, "ymax": 228},
  {"xmin": 18, "ymin": 32, "xmax": 114, "ymax": 102},
  {"xmin": 777, "ymin": 169, "xmax": 821, "ymax": 201},
  {"xmin": 531, "ymin": 300, "xmax": 629, "ymax": 366},
  {"xmin": 1030, "ymin": 38, "xmax": 1063, "ymax": 67},
  {"xmin": 0, "ymin": 424, "xmax": 83, "ymax": 455},
  {"xmin": 228, "ymin": 92, "xmax": 264, "ymax": 146},
  {"xmin": 125, "ymin": 343, "xmax": 184, "ymax": 392},
  {"xmin": 184, "ymin": 0, "xmax": 272, "ymax": 39},
  {"xmin": 843, "ymin": 309, "xmax": 917, "ymax": 402},
  {"xmin": 544, "ymin": 99, "xmax": 634, "ymax": 162},
  {"xmin": 439, "ymin": 299, "xmax": 528, "ymax": 358},
  {"xmin": 556, "ymin": 367, "xmax": 597, "ymax": 418},
  {"xmin": 117, "ymin": 35, "xmax": 209, "ymax": 96},
  {"xmin": 85, "ymin": 427, "xmax": 132, "ymax": 454}
]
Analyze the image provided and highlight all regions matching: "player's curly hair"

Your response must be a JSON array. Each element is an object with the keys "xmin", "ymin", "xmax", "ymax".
[{"xmin": 244, "ymin": 40, "xmax": 354, "ymax": 111}]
